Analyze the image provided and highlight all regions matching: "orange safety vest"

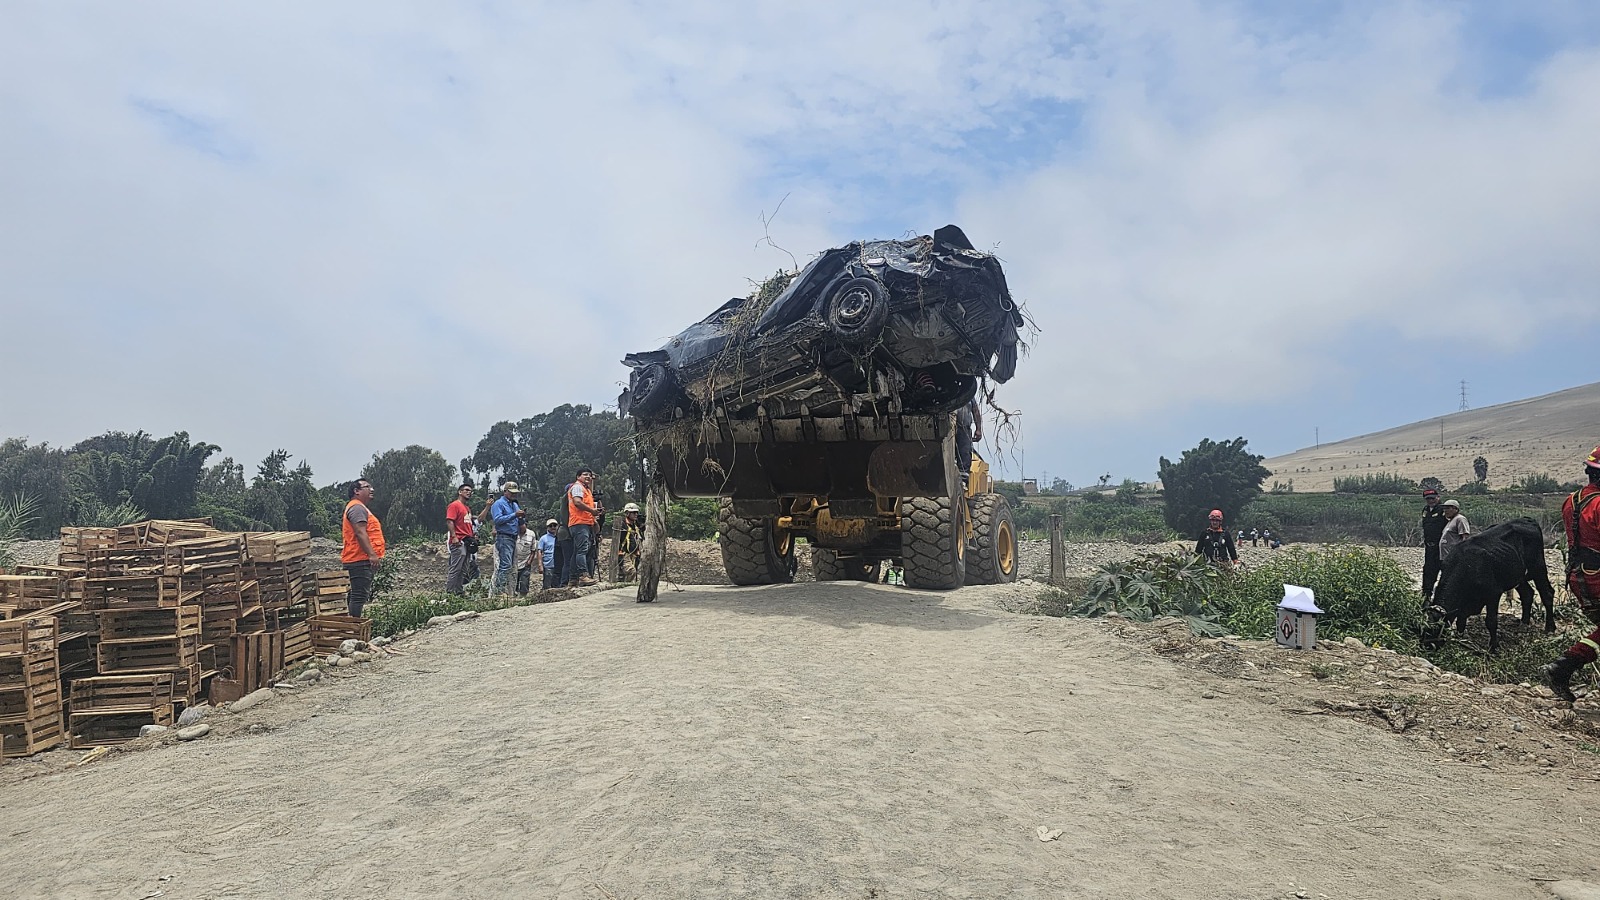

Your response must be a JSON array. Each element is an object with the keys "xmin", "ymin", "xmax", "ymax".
[
  {"xmin": 567, "ymin": 482, "xmax": 597, "ymax": 527},
  {"xmin": 341, "ymin": 499, "xmax": 386, "ymax": 564}
]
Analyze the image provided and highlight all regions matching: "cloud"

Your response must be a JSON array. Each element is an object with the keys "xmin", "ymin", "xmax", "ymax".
[{"xmin": 2, "ymin": 2, "xmax": 1598, "ymax": 485}]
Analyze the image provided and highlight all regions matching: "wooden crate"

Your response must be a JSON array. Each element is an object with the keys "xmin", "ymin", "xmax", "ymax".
[
  {"xmin": 0, "ymin": 576, "xmax": 65, "ymax": 610},
  {"xmin": 58, "ymin": 634, "xmax": 96, "ymax": 678},
  {"xmin": 99, "ymin": 606, "xmax": 203, "ymax": 641},
  {"xmin": 97, "ymin": 635, "xmax": 201, "ymax": 673},
  {"xmin": 69, "ymin": 673, "xmax": 175, "ymax": 713},
  {"xmin": 282, "ymin": 622, "xmax": 312, "ymax": 665},
  {"xmin": 244, "ymin": 531, "xmax": 312, "ymax": 563},
  {"xmin": 309, "ymin": 615, "xmax": 372, "ymax": 653},
  {"xmin": 4, "ymin": 716, "xmax": 65, "ymax": 756},
  {"xmin": 84, "ymin": 546, "xmax": 179, "ymax": 578},
  {"xmin": 13, "ymin": 567, "xmax": 85, "ymax": 603},
  {"xmin": 84, "ymin": 575, "xmax": 193, "ymax": 609},
  {"xmin": 0, "ymin": 616, "xmax": 58, "ymax": 657},
  {"xmin": 310, "ymin": 570, "xmax": 351, "ymax": 616},
  {"xmin": 68, "ymin": 709, "xmax": 172, "ymax": 748}
]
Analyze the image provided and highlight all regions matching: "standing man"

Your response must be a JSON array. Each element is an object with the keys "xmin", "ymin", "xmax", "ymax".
[
  {"xmin": 489, "ymin": 482, "xmax": 526, "ymax": 596},
  {"xmin": 616, "ymin": 502, "xmax": 644, "ymax": 581},
  {"xmin": 341, "ymin": 479, "xmax": 386, "ymax": 618},
  {"xmin": 567, "ymin": 466, "xmax": 603, "ymax": 587},
  {"xmin": 1438, "ymin": 499, "xmax": 1470, "ymax": 561},
  {"xmin": 955, "ymin": 398, "xmax": 982, "ymax": 486},
  {"xmin": 1196, "ymin": 509, "xmax": 1239, "ymax": 571},
  {"xmin": 1548, "ymin": 445, "xmax": 1600, "ymax": 701},
  {"xmin": 1419, "ymin": 488, "xmax": 1448, "ymax": 599},
  {"xmin": 538, "ymin": 518, "xmax": 560, "ymax": 590},
  {"xmin": 444, "ymin": 482, "xmax": 476, "ymax": 596}
]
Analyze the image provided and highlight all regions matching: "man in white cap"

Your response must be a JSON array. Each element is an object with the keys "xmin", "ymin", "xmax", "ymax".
[
  {"xmin": 617, "ymin": 502, "xmax": 644, "ymax": 581},
  {"xmin": 1438, "ymin": 499, "xmax": 1470, "ymax": 561},
  {"xmin": 537, "ymin": 518, "xmax": 561, "ymax": 590}
]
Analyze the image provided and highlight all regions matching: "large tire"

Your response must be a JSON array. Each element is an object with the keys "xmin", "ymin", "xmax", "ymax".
[
  {"xmin": 966, "ymin": 493, "xmax": 1018, "ymax": 585},
  {"xmin": 813, "ymin": 548, "xmax": 881, "ymax": 582},
  {"xmin": 900, "ymin": 496, "xmax": 965, "ymax": 590},
  {"xmin": 628, "ymin": 362, "xmax": 681, "ymax": 423},
  {"xmin": 718, "ymin": 499, "xmax": 795, "ymax": 586}
]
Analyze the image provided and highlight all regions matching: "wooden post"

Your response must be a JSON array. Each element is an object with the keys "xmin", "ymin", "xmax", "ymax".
[
  {"xmin": 606, "ymin": 516, "xmax": 623, "ymax": 583},
  {"xmin": 1049, "ymin": 514, "xmax": 1064, "ymax": 586},
  {"xmin": 635, "ymin": 477, "xmax": 670, "ymax": 603}
]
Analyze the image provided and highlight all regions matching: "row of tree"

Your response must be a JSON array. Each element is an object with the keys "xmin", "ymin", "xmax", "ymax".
[{"xmin": 0, "ymin": 405, "xmax": 644, "ymax": 541}]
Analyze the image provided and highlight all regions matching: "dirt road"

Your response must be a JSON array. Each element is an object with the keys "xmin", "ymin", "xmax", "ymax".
[{"xmin": 5, "ymin": 582, "xmax": 1598, "ymax": 899}]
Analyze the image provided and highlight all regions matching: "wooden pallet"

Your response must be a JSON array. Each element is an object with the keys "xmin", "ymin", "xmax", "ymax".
[
  {"xmin": 98, "ymin": 606, "xmax": 203, "ymax": 641},
  {"xmin": 69, "ymin": 673, "xmax": 176, "ymax": 713},
  {"xmin": 12, "ymin": 567, "xmax": 85, "ymax": 602},
  {"xmin": 84, "ymin": 575, "xmax": 194, "ymax": 609},
  {"xmin": 97, "ymin": 635, "xmax": 201, "ymax": 673},
  {"xmin": 0, "ymin": 575, "xmax": 65, "ymax": 610},
  {"xmin": 309, "ymin": 615, "xmax": 372, "ymax": 653},
  {"xmin": 68, "ymin": 709, "xmax": 172, "ymax": 748},
  {"xmin": 0, "ymin": 645, "xmax": 63, "ymax": 757}
]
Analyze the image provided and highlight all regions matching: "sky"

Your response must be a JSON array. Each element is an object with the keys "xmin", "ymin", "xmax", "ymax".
[{"xmin": 3, "ymin": 1, "xmax": 1600, "ymax": 489}]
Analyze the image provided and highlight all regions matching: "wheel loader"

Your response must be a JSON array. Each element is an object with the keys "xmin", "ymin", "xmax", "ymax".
[{"xmin": 619, "ymin": 225, "xmax": 1024, "ymax": 589}]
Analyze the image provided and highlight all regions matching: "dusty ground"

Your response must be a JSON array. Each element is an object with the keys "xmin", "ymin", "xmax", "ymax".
[{"xmin": 5, "ymin": 577, "xmax": 1600, "ymax": 899}]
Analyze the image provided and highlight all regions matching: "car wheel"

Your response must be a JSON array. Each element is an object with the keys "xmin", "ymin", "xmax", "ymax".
[
  {"xmin": 824, "ymin": 277, "xmax": 889, "ymax": 349},
  {"xmin": 628, "ymin": 362, "xmax": 681, "ymax": 423}
]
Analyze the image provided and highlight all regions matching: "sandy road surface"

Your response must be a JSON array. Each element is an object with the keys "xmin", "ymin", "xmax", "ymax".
[{"xmin": 5, "ymin": 582, "xmax": 1599, "ymax": 899}]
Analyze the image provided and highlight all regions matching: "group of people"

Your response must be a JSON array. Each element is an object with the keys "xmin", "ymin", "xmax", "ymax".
[
  {"xmin": 326, "ymin": 468, "xmax": 649, "ymax": 623},
  {"xmin": 1234, "ymin": 527, "xmax": 1280, "ymax": 549},
  {"xmin": 444, "ymin": 467, "xmax": 645, "ymax": 597}
]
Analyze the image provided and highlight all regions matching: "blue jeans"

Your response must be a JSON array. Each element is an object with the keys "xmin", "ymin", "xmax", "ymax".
[
  {"xmin": 571, "ymin": 524, "xmax": 594, "ymax": 580},
  {"xmin": 494, "ymin": 533, "xmax": 517, "ymax": 593}
]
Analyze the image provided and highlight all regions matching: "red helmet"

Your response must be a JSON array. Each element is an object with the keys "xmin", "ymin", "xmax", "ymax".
[
  {"xmin": 1208, "ymin": 509, "xmax": 1223, "ymax": 520},
  {"xmin": 1587, "ymin": 444, "xmax": 1600, "ymax": 470}
]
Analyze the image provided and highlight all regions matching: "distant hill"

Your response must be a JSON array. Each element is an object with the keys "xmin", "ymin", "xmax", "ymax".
[{"xmin": 1262, "ymin": 381, "xmax": 1600, "ymax": 493}]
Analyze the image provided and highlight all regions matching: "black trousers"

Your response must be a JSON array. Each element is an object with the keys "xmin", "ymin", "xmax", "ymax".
[
  {"xmin": 345, "ymin": 560, "xmax": 374, "ymax": 618},
  {"xmin": 1421, "ymin": 542, "xmax": 1441, "ymax": 599}
]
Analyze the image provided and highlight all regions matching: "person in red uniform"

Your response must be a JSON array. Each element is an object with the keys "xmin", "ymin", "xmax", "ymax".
[
  {"xmin": 1545, "ymin": 444, "xmax": 1600, "ymax": 701},
  {"xmin": 342, "ymin": 479, "xmax": 387, "ymax": 618}
]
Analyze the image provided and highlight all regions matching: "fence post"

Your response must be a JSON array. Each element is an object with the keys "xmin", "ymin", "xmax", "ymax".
[
  {"xmin": 606, "ymin": 516, "xmax": 623, "ymax": 583},
  {"xmin": 1049, "ymin": 514, "xmax": 1064, "ymax": 586}
]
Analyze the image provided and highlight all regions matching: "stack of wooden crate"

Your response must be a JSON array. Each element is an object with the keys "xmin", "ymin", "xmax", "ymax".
[{"xmin": 0, "ymin": 614, "xmax": 64, "ymax": 757}]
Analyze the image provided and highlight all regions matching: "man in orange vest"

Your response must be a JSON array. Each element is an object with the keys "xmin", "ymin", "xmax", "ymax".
[
  {"xmin": 1547, "ymin": 444, "xmax": 1600, "ymax": 701},
  {"xmin": 567, "ymin": 465, "xmax": 603, "ymax": 587},
  {"xmin": 342, "ymin": 478, "xmax": 387, "ymax": 618}
]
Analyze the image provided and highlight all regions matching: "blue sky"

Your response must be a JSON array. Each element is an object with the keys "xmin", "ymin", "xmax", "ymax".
[{"xmin": 3, "ymin": 2, "xmax": 1599, "ymax": 488}]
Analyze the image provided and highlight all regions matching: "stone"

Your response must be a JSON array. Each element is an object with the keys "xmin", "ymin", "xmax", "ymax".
[
  {"xmin": 426, "ymin": 615, "xmax": 455, "ymax": 627},
  {"xmin": 139, "ymin": 725, "xmax": 170, "ymax": 738},
  {"xmin": 296, "ymin": 668, "xmax": 324, "ymax": 682},
  {"xmin": 177, "ymin": 724, "xmax": 211, "ymax": 741},
  {"xmin": 339, "ymin": 639, "xmax": 361, "ymax": 655},
  {"xmin": 176, "ymin": 704, "xmax": 211, "ymax": 727},
  {"xmin": 334, "ymin": 657, "xmax": 354, "ymax": 667},
  {"xmin": 228, "ymin": 688, "xmax": 275, "ymax": 713},
  {"xmin": 349, "ymin": 651, "xmax": 372, "ymax": 663},
  {"xmin": 453, "ymin": 610, "xmax": 481, "ymax": 621},
  {"xmin": 325, "ymin": 653, "xmax": 342, "ymax": 665},
  {"xmin": 371, "ymin": 636, "xmax": 392, "ymax": 647},
  {"xmin": 1538, "ymin": 686, "xmax": 1557, "ymax": 699}
]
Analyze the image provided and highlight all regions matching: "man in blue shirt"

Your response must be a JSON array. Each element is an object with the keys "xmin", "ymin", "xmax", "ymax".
[
  {"xmin": 538, "ymin": 518, "xmax": 560, "ymax": 589},
  {"xmin": 489, "ymin": 482, "xmax": 525, "ymax": 596}
]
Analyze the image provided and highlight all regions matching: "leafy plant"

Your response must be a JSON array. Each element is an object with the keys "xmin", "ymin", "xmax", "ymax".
[
  {"xmin": 1056, "ymin": 550, "xmax": 1229, "ymax": 635},
  {"xmin": 70, "ymin": 498, "xmax": 146, "ymax": 527},
  {"xmin": 668, "ymin": 497, "xmax": 718, "ymax": 540},
  {"xmin": 0, "ymin": 492, "xmax": 41, "ymax": 569},
  {"xmin": 1332, "ymin": 473, "xmax": 1419, "ymax": 494}
]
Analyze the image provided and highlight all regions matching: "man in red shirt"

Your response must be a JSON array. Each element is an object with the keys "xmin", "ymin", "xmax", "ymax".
[
  {"xmin": 1547, "ymin": 444, "xmax": 1600, "ymax": 701},
  {"xmin": 444, "ymin": 482, "xmax": 476, "ymax": 595}
]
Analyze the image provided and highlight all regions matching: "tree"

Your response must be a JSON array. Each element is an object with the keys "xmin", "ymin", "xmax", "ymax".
[
  {"xmin": 68, "ymin": 431, "xmax": 218, "ymax": 521},
  {"xmin": 0, "ymin": 439, "xmax": 72, "ymax": 537},
  {"xmin": 1473, "ymin": 456, "xmax": 1489, "ymax": 483},
  {"xmin": 1419, "ymin": 476, "xmax": 1444, "ymax": 494},
  {"xmin": 360, "ymin": 445, "xmax": 456, "ymax": 538},
  {"xmin": 1157, "ymin": 437, "xmax": 1270, "ymax": 534}
]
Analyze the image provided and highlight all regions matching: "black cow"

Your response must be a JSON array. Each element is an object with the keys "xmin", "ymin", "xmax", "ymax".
[{"xmin": 1425, "ymin": 517, "xmax": 1556, "ymax": 653}]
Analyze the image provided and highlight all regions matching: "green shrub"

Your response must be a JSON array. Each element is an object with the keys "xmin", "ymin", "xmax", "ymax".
[
  {"xmin": 1047, "ymin": 550, "xmax": 1229, "ymax": 635},
  {"xmin": 668, "ymin": 498, "xmax": 718, "ymax": 540},
  {"xmin": 1456, "ymin": 481, "xmax": 1490, "ymax": 495},
  {"xmin": 1214, "ymin": 546, "xmax": 1423, "ymax": 651},
  {"xmin": 1503, "ymin": 473, "xmax": 1562, "ymax": 494},
  {"xmin": 363, "ymin": 589, "xmax": 544, "ymax": 637},
  {"xmin": 1332, "ymin": 473, "xmax": 1419, "ymax": 494}
]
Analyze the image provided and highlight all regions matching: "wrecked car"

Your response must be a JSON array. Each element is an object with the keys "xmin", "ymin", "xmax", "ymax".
[{"xmin": 619, "ymin": 225, "xmax": 1022, "ymax": 425}]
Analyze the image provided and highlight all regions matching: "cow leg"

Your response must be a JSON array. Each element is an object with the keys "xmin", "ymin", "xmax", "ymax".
[
  {"xmin": 1484, "ymin": 601, "xmax": 1499, "ymax": 654},
  {"xmin": 1528, "ymin": 549, "xmax": 1557, "ymax": 633},
  {"xmin": 1513, "ymin": 583, "xmax": 1534, "ymax": 627}
]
